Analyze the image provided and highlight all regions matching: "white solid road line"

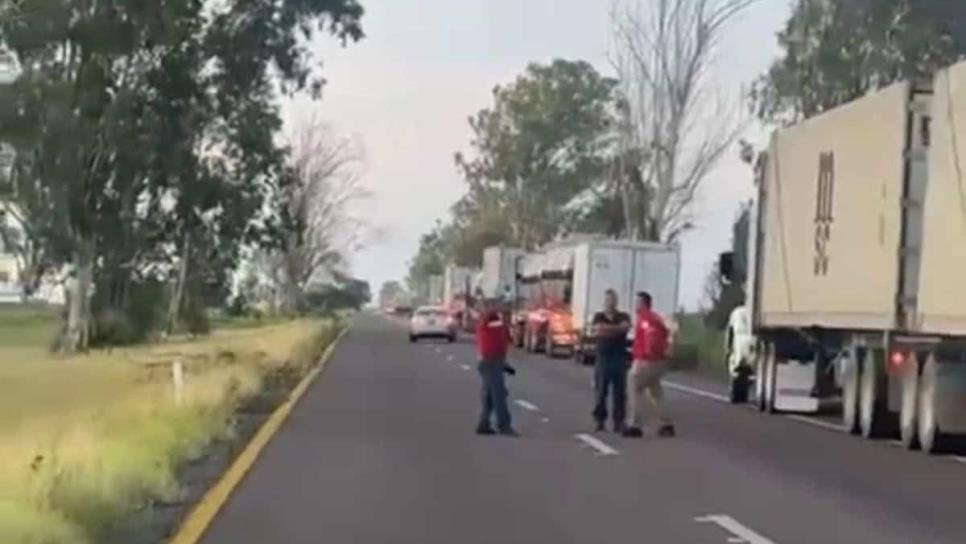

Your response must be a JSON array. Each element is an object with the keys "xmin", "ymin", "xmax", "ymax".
[
  {"xmin": 668, "ymin": 379, "xmax": 966, "ymax": 466},
  {"xmin": 574, "ymin": 433, "xmax": 620, "ymax": 457},
  {"xmin": 665, "ymin": 380, "xmax": 847, "ymax": 433},
  {"xmin": 695, "ymin": 514, "xmax": 777, "ymax": 544},
  {"xmin": 514, "ymin": 400, "xmax": 540, "ymax": 412},
  {"xmin": 664, "ymin": 380, "xmax": 730, "ymax": 403},
  {"xmin": 785, "ymin": 414, "xmax": 845, "ymax": 433}
]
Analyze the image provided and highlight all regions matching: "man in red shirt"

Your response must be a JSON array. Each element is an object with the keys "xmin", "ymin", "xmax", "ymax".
[
  {"xmin": 624, "ymin": 291, "xmax": 675, "ymax": 438},
  {"xmin": 475, "ymin": 301, "xmax": 516, "ymax": 436}
]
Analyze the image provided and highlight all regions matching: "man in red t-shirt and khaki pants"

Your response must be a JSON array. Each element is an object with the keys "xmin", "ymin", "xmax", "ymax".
[{"xmin": 624, "ymin": 291, "xmax": 676, "ymax": 438}]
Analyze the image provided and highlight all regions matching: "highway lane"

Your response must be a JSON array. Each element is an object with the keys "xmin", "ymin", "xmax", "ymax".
[{"xmin": 201, "ymin": 313, "xmax": 966, "ymax": 543}]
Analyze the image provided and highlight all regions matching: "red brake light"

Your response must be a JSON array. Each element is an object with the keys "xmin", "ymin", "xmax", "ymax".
[{"xmin": 889, "ymin": 349, "xmax": 906, "ymax": 370}]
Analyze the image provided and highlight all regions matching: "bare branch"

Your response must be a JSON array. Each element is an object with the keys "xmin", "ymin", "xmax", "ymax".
[
  {"xmin": 609, "ymin": 0, "xmax": 752, "ymax": 241},
  {"xmin": 268, "ymin": 113, "xmax": 369, "ymax": 313}
]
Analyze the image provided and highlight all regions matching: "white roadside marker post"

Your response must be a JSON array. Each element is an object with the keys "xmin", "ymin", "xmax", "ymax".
[{"xmin": 172, "ymin": 360, "xmax": 185, "ymax": 405}]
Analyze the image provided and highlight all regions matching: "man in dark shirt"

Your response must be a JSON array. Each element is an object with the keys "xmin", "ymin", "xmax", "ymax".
[{"xmin": 591, "ymin": 289, "xmax": 631, "ymax": 432}]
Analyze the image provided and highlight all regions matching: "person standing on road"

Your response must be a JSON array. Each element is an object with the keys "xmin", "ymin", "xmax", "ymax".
[
  {"xmin": 475, "ymin": 302, "xmax": 517, "ymax": 436},
  {"xmin": 591, "ymin": 289, "xmax": 631, "ymax": 433},
  {"xmin": 624, "ymin": 291, "xmax": 676, "ymax": 438}
]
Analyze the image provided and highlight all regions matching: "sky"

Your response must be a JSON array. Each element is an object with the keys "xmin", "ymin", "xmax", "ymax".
[{"xmin": 282, "ymin": 0, "xmax": 793, "ymax": 310}]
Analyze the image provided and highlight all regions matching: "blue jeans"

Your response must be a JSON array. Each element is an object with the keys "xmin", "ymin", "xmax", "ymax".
[
  {"xmin": 478, "ymin": 360, "xmax": 512, "ymax": 431},
  {"xmin": 593, "ymin": 353, "xmax": 628, "ymax": 427}
]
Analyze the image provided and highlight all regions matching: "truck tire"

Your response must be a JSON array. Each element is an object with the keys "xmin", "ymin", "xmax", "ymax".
[
  {"xmin": 841, "ymin": 348, "xmax": 861, "ymax": 435},
  {"xmin": 764, "ymin": 345, "xmax": 778, "ymax": 414},
  {"xmin": 545, "ymin": 333, "xmax": 556, "ymax": 358},
  {"xmin": 729, "ymin": 370, "xmax": 751, "ymax": 404},
  {"xmin": 514, "ymin": 325, "xmax": 525, "ymax": 348},
  {"xmin": 754, "ymin": 343, "xmax": 769, "ymax": 412},
  {"xmin": 726, "ymin": 337, "xmax": 750, "ymax": 404},
  {"xmin": 524, "ymin": 329, "xmax": 534, "ymax": 353},
  {"xmin": 859, "ymin": 349, "xmax": 891, "ymax": 439},
  {"xmin": 899, "ymin": 353, "xmax": 921, "ymax": 449},
  {"xmin": 918, "ymin": 355, "xmax": 949, "ymax": 454}
]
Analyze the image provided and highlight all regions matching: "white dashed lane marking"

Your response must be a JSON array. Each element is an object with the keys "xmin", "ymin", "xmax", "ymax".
[{"xmin": 574, "ymin": 433, "xmax": 619, "ymax": 457}]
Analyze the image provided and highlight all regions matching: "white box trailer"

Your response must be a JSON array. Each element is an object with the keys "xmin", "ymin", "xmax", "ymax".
[
  {"xmin": 571, "ymin": 240, "xmax": 680, "ymax": 363},
  {"xmin": 443, "ymin": 265, "xmax": 476, "ymax": 307},
  {"xmin": 720, "ymin": 60, "xmax": 966, "ymax": 453},
  {"xmin": 481, "ymin": 246, "xmax": 525, "ymax": 302},
  {"xmin": 426, "ymin": 275, "xmax": 444, "ymax": 305}
]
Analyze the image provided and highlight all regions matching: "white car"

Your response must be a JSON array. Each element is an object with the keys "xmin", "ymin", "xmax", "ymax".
[{"xmin": 409, "ymin": 306, "xmax": 457, "ymax": 343}]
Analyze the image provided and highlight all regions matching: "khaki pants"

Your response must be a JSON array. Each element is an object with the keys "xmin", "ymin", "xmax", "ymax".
[{"xmin": 626, "ymin": 360, "xmax": 671, "ymax": 429}]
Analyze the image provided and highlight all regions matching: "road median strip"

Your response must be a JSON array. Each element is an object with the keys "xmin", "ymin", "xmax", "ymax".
[{"xmin": 169, "ymin": 327, "xmax": 349, "ymax": 544}]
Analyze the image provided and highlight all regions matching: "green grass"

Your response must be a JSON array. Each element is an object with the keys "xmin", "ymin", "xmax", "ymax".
[
  {"xmin": 0, "ymin": 310, "xmax": 341, "ymax": 544},
  {"xmin": 0, "ymin": 303, "xmax": 61, "ymax": 353},
  {"xmin": 672, "ymin": 312, "xmax": 727, "ymax": 380}
]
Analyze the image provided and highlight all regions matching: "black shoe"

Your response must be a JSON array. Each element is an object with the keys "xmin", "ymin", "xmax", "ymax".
[
  {"xmin": 476, "ymin": 425, "xmax": 495, "ymax": 435},
  {"xmin": 595, "ymin": 420, "xmax": 605, "ymax": 432},
  {"xmin": 622, "ymin": 427, "xmax": 644, "ymax": 438},
  {"xmin": 498, "ymin": 428, "xmax": 519, "ymax": 437},
  {"xmin": 657, "ymin": 425, "xmax": 676, "ymax": 438}
]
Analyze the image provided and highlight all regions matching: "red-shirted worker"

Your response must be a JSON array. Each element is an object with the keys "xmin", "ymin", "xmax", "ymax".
[
  {"xmin": 475, "ymin": 302, "xmax": 517, "ymax": 436},
  {"xmin": 624, "ymin": 291, "xmax": 676, "ymax": 438}
]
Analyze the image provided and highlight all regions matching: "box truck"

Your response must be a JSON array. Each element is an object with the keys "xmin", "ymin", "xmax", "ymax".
[
  {"xmin": 571, "ymin": 240, "xmax": 681, "ymax": 364},
  {"xmin": 719, "ymin": 60, "xmax": 966, "ymax": 453},
  {"xmin": 481, "ymin": 246, "xmax": 526, "ymax": 302},
  {"xmin": 515, "ymin": 239, "xmax": 680, "ymax": 361}
]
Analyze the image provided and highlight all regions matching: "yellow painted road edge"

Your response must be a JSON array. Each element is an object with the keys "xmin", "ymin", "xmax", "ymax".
[{"xmin": 169, "ymin": 326, "xmax": 350, "ymax": 544}]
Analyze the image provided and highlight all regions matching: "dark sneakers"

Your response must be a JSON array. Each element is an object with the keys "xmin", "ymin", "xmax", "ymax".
[
  {"xmin": 476, "ymin": 425, "xmax": 495, "ymax": 435},
  {"xmin": 657, "ymin": 424, "xmax": 676, "ymax": 438},
  {"xmin": 595, "ymin": 420, "xmax": 605, "ymax": 432},
  {"xmin": 498, "ymin": 428, "xmax": 519, "ymax": 437},
  {"xmin": 622, "ymin": 427, "xmax": 644, "ymax": 438},
  {"xmin": 612, "ymin": 422, "xmax": 626, "ymax": 434}
]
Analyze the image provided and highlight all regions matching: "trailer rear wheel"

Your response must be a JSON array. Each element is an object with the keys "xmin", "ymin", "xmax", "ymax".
[
  {"xmin": 764, "ymin": 345, "xmax": 778, "ymax": 414},
  {"xmin": 841, "ymin": 348, "xmax": 861, "ymax": 435},
  {"xmin": 899, "ymin": 353, "xmax": 921, "ymax": 449},
  {"xmin": 859, "ymin": 349, "xmax": 890, "ymax": 439},
  {"xmin": 918, "ymin": 355, "xmax": 949, "ymax": 454},
  {"xmin": 754, "ymin": 342, "xmax": 769, "ymax": 412},
  {"xmin": 544, "ymin": 332, "xmax": 556, "ymax": 358}
]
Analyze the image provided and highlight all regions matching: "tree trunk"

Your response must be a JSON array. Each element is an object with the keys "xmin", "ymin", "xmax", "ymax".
[
  {"xmin": 166, "ymin": 234, "xmax": 191, "ymax": 336},
  {"xmin": 63, "ymin": 243, "xmax": 93, "ymax": 353}
]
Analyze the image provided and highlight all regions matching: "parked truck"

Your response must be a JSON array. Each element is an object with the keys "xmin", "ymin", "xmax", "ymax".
[
  {"xmin": 719, "ymin": 60, "xmax": 966, "ymax": 454},
  {"xmin": 570, "ymin": 240, "xmax": 681, "ymax": 365},
  {"xmin": 481, "ymin": 246, "xmax": 525, "ymax": 302},
  {"xmin": 516, "ymin": 239, "xmax": 680, "ymax": 362},
  {"xmin": 443, "ymin": 265, "xmax": 477, "ymax": 329}
]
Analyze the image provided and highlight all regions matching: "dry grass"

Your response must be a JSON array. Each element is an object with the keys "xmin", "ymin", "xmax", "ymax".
[{"xmin": 0, "ymin": 312, "xmax": 340, "ymax": 544}]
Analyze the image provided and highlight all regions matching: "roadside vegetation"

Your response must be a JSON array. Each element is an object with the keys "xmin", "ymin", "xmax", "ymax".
[{"xmin": 0, "ymin": 305, "xmax": 341, "ymax": 544}]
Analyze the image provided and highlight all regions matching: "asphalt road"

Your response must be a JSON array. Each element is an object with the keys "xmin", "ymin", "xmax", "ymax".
[{"xmin": 201, "ymin": 313, "xmax": 966, "ymax": 544}]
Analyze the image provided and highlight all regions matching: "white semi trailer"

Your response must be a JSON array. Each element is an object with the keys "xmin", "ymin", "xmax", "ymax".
[{"xmin": 720, "ymin": 60, "xmax": 966, "ymax": 454}]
